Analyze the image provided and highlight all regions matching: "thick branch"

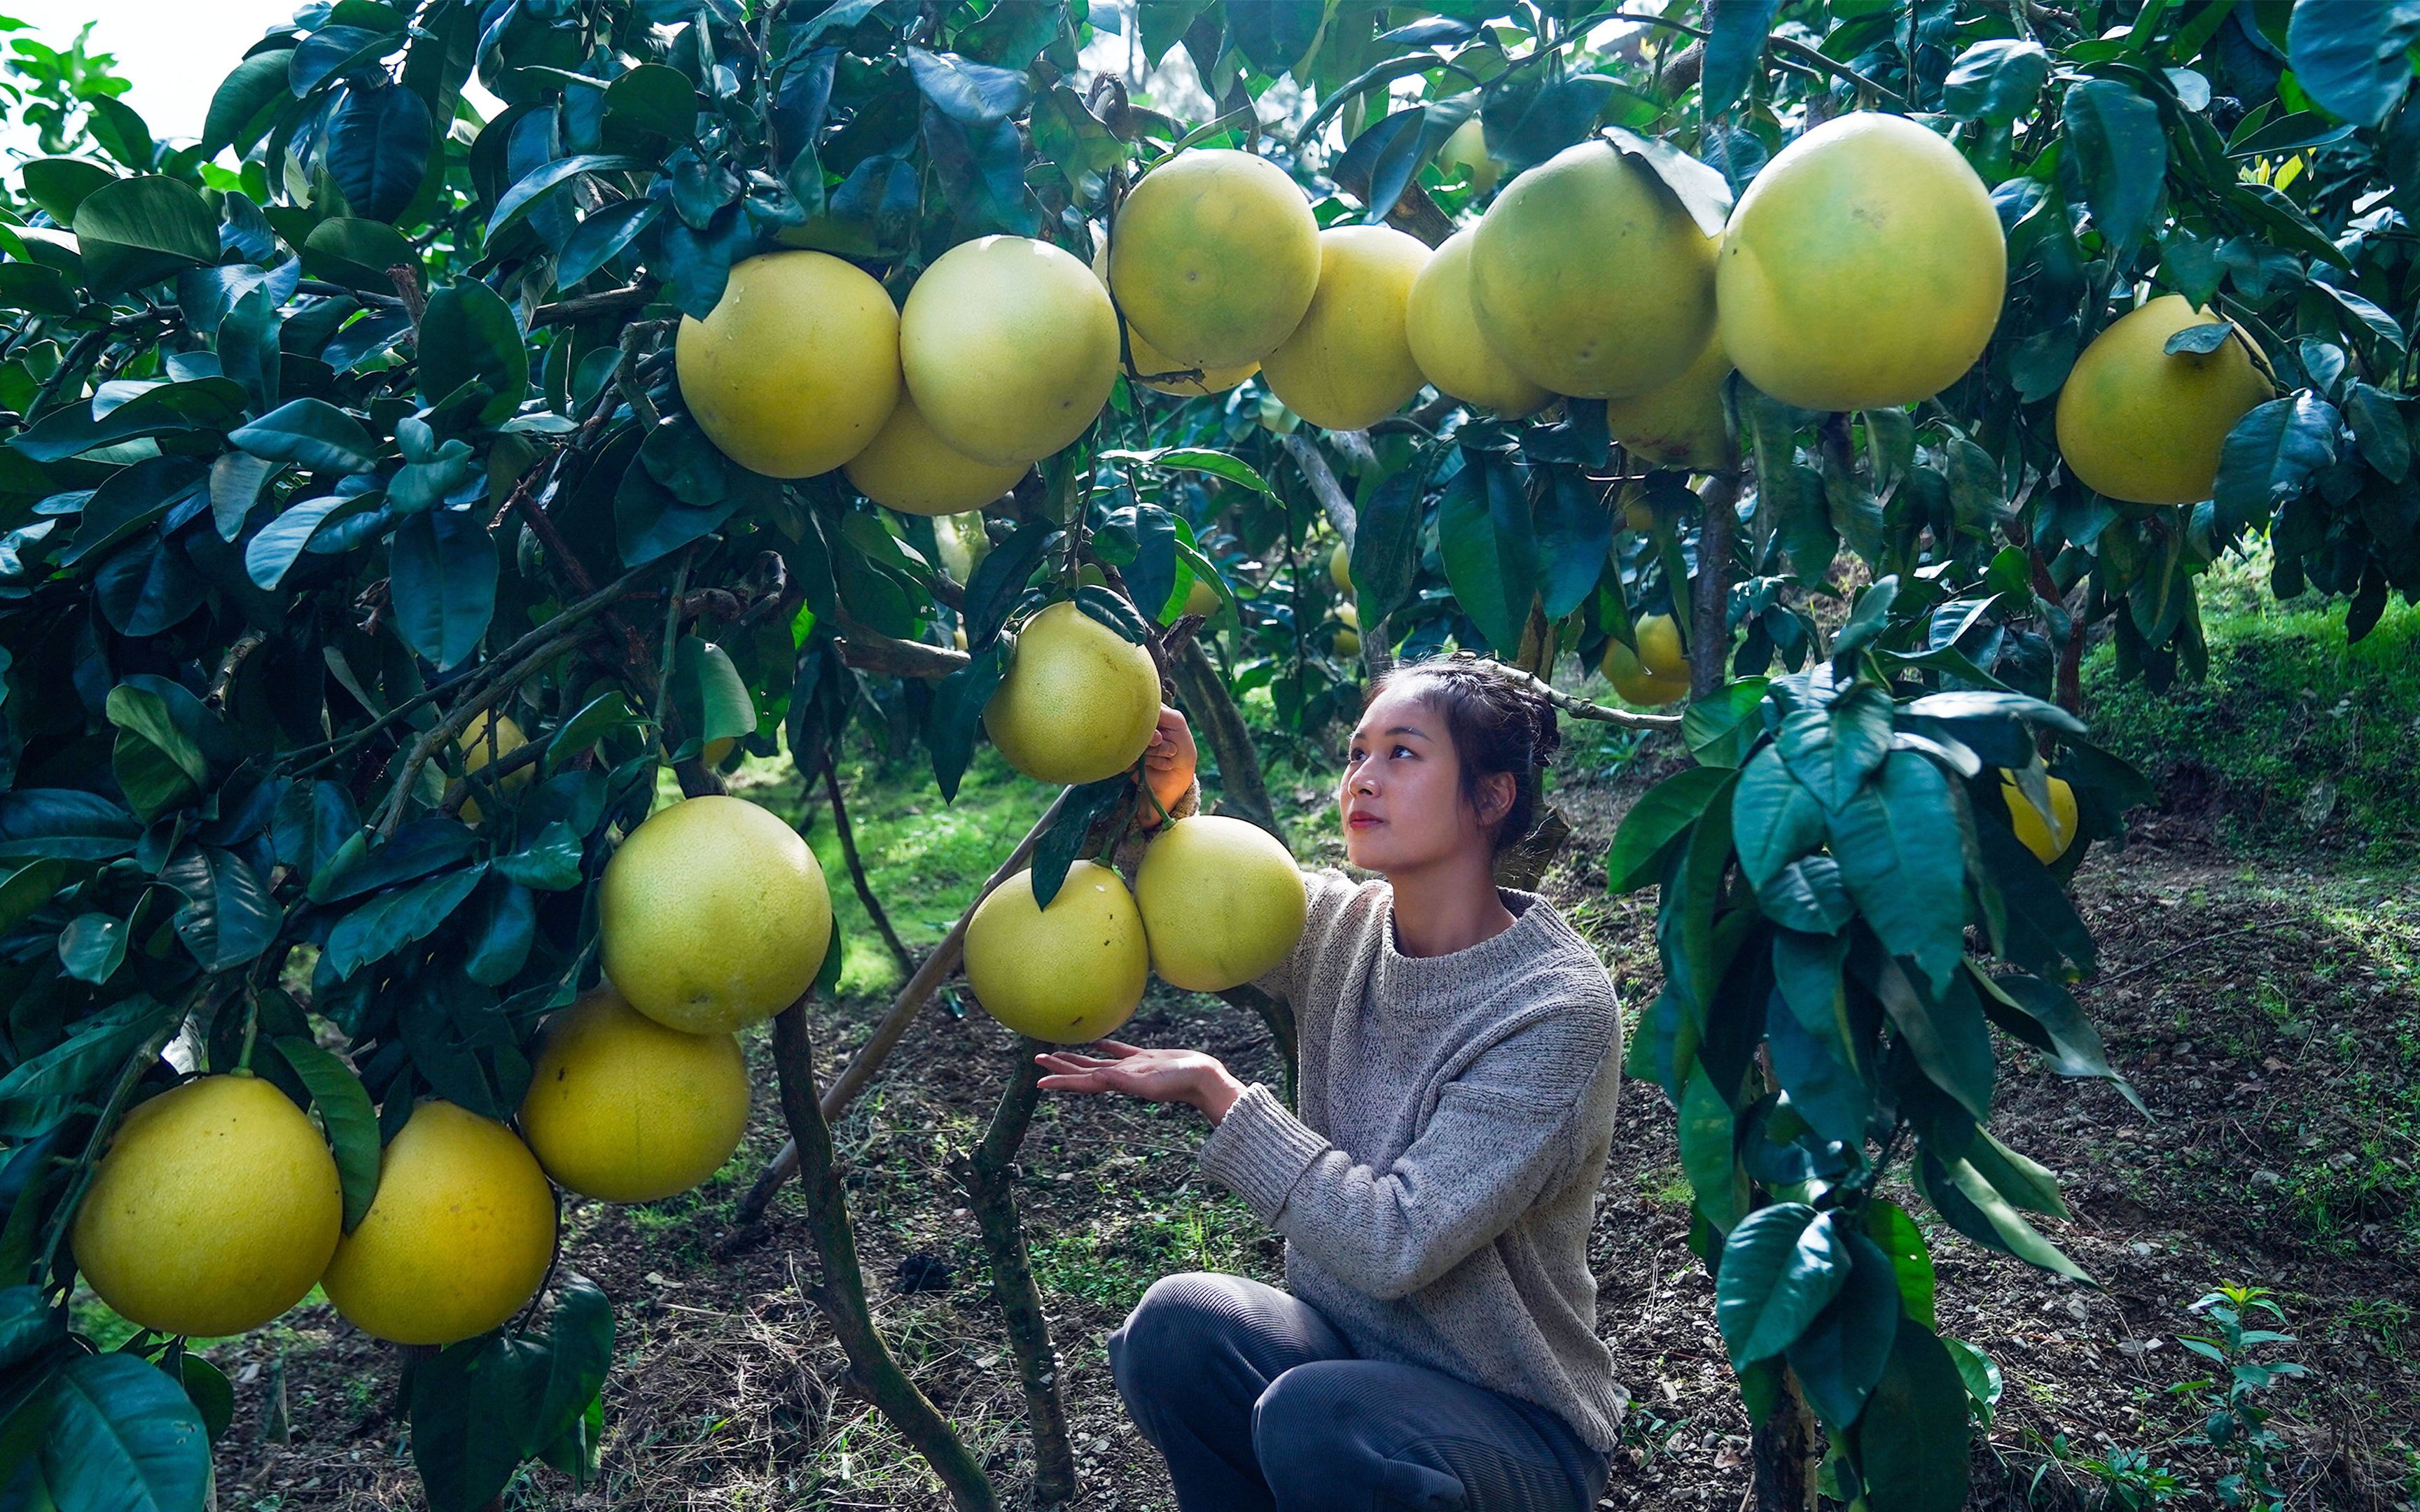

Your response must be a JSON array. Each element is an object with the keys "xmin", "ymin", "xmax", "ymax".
[
  {"xmin": 947, "ymin": 1046, "xmax": 1078, "ymax": 1504},
  {"xmin": 833, "ymin": 626, "xmax": 972, "ymax": 680},
  {"xmin": 1278, "ymin": 433, "xmax": 1357, "ymax": 548},
  {"xmin": 735, "ymin": 786, "xmax": 1076, "ymax": 1226},
  {"xmin": 1690, "ymin": 471, "xmax": 1741, "ymax": 702},
  {"xmin": 534, "ymin": 285, "xmax": 652, "ymax": 327},
  {"xmin": 1498, "ymin": 664, "xmax": 1683, "ymax": 732},
  {"xmin": 768, "ymin": 1004, "xmax": 996, "ymax": 1512}
]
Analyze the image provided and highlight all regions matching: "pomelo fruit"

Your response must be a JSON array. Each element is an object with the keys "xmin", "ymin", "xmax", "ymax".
[
  {"xmin": 1717, "ymin": 112, "xmax": 2005, "ymax": 412},
  {"xmin": 1436, "ymin": 115, "xmax": 1500, "ymax": 195},
  {"xmin": 1134, "ymin": 816, "xmax": 1307, "ymax": 991},
  {"xmin": 70, "ymin": 1073, "xmax": 341, "ymax": 1338},
  {"xmin": 844, "ymin": 392, "xmax": 1030, "ymax": 516},
  {"xmin": 1094, "ymin": 244, "xmax": 1260, "ymax": 396},
  {"xmin": 1108, "ymin": 148, "xmax": 1321, "ymax": 368},
  {"xmin": 1330, "ymin": 540, "xmax": 1351, "ymax": 594},
  {"xmin": 902, "ymin": 235, "xmax": 1118, "ymax": 466},
  {"xmin": 1405, "ymin": 227, "xmax": 1550, "ymax": 417},
  {"xmin": 319, "ymin": 1100, "xmax": 555, "ymax": 1345},
  {"xmin": 1468, "ymin": 140, "xmax": 1718, "ymax": 399},
  {"xmin": 1184, "ymin": 575, "xmax": 1221, "ymax": 620},
  {"xmin": 2054, "ymin": 295, "xmax": 2273, "ymax": 505},
  {"xmin": 1258, "ymin": 226, "xmax": 1429, "ymax": 431},
  {"xmin": 601, "ymin": 794, "xmax": 832, "ymax": 1034},
  {"xmin": 964, "ymin": 860, "xmax": 1149, "ymax": 1042},
  {"xmin": 518, "ymin": 986, "xmax": 749, "ymax": 1203},
  {"xmin": 459, "ymin": 711, "xmax": 533, "ymax": 825},
  {"xmin": 1333, "ymin": 600, "xmax": 1361, "ymax": 658},
  {"xmin": 2000, "ymin": 773, "xmax": 2080, "ymax": 864},
  {"xmin": 1601, "ymin": 613, "xmax": 1691, "ymax": 705},
  {"xmin": 1606, "ymin": 332, "xmax": 1736, "ymax": 472},
  {"xmin": 675, "ymin": 251, "xmax": 900, "ymax": 478},
  {"xmin": 984, "ymin": 601, "xmax": 1162, "ymax": 785}
]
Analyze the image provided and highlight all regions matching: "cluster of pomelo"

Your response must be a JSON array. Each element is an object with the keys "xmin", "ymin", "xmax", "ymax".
[{"xmin": 70, "ymin": 795, "xmax": 829, "ymax": 1347}]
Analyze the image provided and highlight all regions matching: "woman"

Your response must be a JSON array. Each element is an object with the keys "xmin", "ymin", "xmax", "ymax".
[{"xmin": 1036, "ymin": 654, "xmax": 1625, "ymax": 1512}]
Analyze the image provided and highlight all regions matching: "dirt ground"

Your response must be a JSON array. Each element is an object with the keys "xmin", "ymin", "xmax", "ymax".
[{"xmin": 199, "ymin": 773, "xmax": 2420, "ymax": 1511}]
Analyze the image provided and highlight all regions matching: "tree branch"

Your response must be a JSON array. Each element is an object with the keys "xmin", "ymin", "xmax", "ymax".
[
  {"xmin": 820, "ymin": 760, "xmax": 915, "ymax": 978},
  {"xmin": 533, "ymin": 285, "xmax": 652, "ymax": 327},
  {"xmin": 1498, "ymin": 663, "xmax": 1684, "ymax": 732}
]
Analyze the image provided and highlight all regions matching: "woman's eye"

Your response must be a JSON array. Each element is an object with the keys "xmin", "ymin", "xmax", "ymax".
[{"xmin": 1392, "ymin": 745, "xmax": 1415, "ymax": 760}]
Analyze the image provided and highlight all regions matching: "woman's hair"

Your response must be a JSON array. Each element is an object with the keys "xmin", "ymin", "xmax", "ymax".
[{"xmin": 1365, "ymin": 652, "xmax": 1562, "ymax": 853}]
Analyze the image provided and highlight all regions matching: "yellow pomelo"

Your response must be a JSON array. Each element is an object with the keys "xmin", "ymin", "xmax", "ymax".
[
  {"xmin": 1606, "ymin": 332, "xmax": 1736, "ymax": 472},
  {"xmin": 902, "ymin": 235, "xmax": 1118, "ymax": 466},
  {"xmin": 984, "ymin": 601, "xmax": 1162, "ymax": 785},
  {"xmin": 1600, "ymin": 614, "xmax": 1691, "ymax": 705},
  {"xmin": 1259, "ymin": 225, "xmax": 1429, "ymax": 432},
  {"xmin": 459, "ymin": 711, "xmax": 533, "ymax": 825},
  {"xmin": 1135, "ymin": 816, "xmax": 1308, "ymax": 991},
  {"xmin": 1094, "ymin": 246, "xmax": 1261, "ymax": 396},
  {"xmin": 71, "ymin": 1074, "xmax": 340, "ymax": 1338},
  {"xmin": 1330, "ymin": 540, "xmax": 1351, "ymax": 593},
  {"xmin": 1436, "ymin": 115, "xmax": 1500, "ymax": 195},
  {"xmin": 675, "ymin": 251, "xmax": 900, "ymax": 478},
  {"xmin": 844, "ymin": 392, "xmax": 1030, "ymax": 516},
  {"xmin": 1336, "ymin": 601, "xmax": 1358, "ymax": 630},
  {"xmin": 2000, "ymin": 774, "xmax": 2080, "ymax": 864},
  {"xmin": 601, "ymin": 794, "xmax": 833, "ymax": 1033},
  {"xmin": 320, "ymin": 1100, "xmax": 555, "ymax": 1345},
  {"xmin": 519, "ymin": 986, "xmax": 749, "ymax": 1203},
  {"xmin": 1184, "ymin": 576, "xmax": 1221, "ymax": 619},
  {"xmin": 1405, "ymin": 228, "xmax": 1550, "ymax": 418},
  {"xmin": 964, "ymin": 860, "xmax": 1148, "ymax": 1042},
  {"xmin": 1469, "ymin": 140, "xmax": 1718, "ymax": 399},
  {"xmin": 1333, "ymin": 602, "xmax": 1361, "ymax": 658},
  {"xmin": 2054, "ymin": 295, "xmax": 2273, "ymax": 505},
  {"xmin": 1717, "ymin": 112, "xmax": 2005, "ymax": 412},
  {"xmin": 1108, "ymin": 148, "xmax": 1321, "ymax": 369}
]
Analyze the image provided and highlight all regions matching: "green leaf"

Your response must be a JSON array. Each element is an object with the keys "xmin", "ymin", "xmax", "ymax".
[
  {"xmin": 1678, "ymin": 1061, "xmax": 1748, "ymax": 1232},
  {"xmin": 1683, "ymin": 678, "xmax": 1771, "ymax": 769},
  {"xmin": 174, "ymin": 1355, "xmax": 233, "ymax": 1446},
  {"xmin": 41, "ymin": 1352, "xmax": 209, "ymax": 1512},
  {"xmin": 1873, "ymin": 955, "xmax": 1996, "ymax": 1124},
  {"xmin": 20, "ymin": 157, "xmax": 116, "ymax": 224},
  {"xmin": 230, "ymin": 399, "xmax": 379, "ymax": 474},
  {"xmin": 2286, "ymin": 0, "xmax": 2420, "ymax": 129},
  {"xmin": 159, "ymin": 845, "xmax": 278, "ymax": 970},
  {"xmin": 201, "ymin": 50, "xmax": 295, "ymax": 157},
  {"xmin": 409, "ymin": 1334, "xmax": 551, "ymax": 1512},
  {"xmin": 529, "ymin": 1275, "xmax": 613, "ymax": 1456},
  {"xmin": 1533, "ymin": 469, "xmax": 1613, "ymax": 620},
  {"xmin": 905, "ymin": 45, "xmax": 1031, "ymax": 125},
  {"xmin": 302, "ymin": 217, "xmax": 420, "ymax": 290},
  {"xmin": 323, "ymin": 865, "xmax": 488, "ymax": 981},
  {"xmin": 485, "ymin": 153, "xmax": 650, "ymax": 242},
  {"xmin": 0, "ymin": 996, "xmax": 169, "ymax": 1139},
  {"xmin": 1699, "ymin": 0, "xmax": 1780, "ymax": 118},
  {"xmin": 0, "ymin": 859, "xmax": 67, "ymax": 936},
  {"xmin": 69, "ymin": 176, "xmax": 218, "ymax": 294},
  {"xmin": 493, "ymin": 822, "xmax": 585, "ymax": 892},
  {"xmin": 60, "ymin": 918, "xmax": 126, "ymax": 983},
  {"xmin": 1980, "ymin": 969, "xmax": 2143, "ymax": 1112},
  {"xmin": 1776, "ymin": 685, "xmax": 1893, "ymax": 811},
  {"xmin": 244, "ymin": 495, "xmax": 353, "ymax": 589},
  {"xmin": 1347, "ymin": 445, "xmax": 1438, "ymax": 625},
  {"xmin": 418, "ymin": 279, "xmax": 530, "ymax": 426},
  {"xmin": 1916, "ymin": 1150, "xmax": 2092, "ymax": 1281},
  {"xmin": 1942, "ymin": 39, "xmax": 2050, "ymax": 122},
  {"xmin": 1862, "ymin": 1198, "xmax": 1936, "ymax": 1329},
  {"xmin": 2212, "ymin": 393, "xmax": 2339, "ymax": 539},
  {"xmin": 106, "ymin": 682, "xmax": 207, "ymax": 818},
  {"xmin": 1786, "ymin": 1229, "xmax": 1900, "ymax": 1432},
  {"xmin": 669, "ymin": 637, "xmax": 756, "ymax": 746},
  {"xmin": 464, "ymin": 881, "xmax": 536, "ymax": 986},
  {"xmin": 2344, "ymin": 382, "xmax": 2412, "ymax": 483},
  {"xmin": 1099, "ymin": 447, "xmax": 1274, "ymax": 494},
  {"xmin": 555, "ymin": 199, "xmax": 662, "ymax": 290},
  {"xmin": 1765, "ymin": 983, "xmax": 1868, "ymax": 1147},
  {"xmin": 0, "ymin": 789, "xmax": 140, "ymax": 864},
  {"xmin": 1963, "ymin": 1129, "xmax": 2066, "ymax": 1219},
  {"xmin": 1602, "ymin": 127, "xmax": 1734, "ymax": 239},
  {"xmin": 928, "ymin": 643, "xmax": 1006, "ymax": 803},
  {"xmin": 1942, "ymin": 1336, "xmax": 2004, "ymax": 1426},
  {"xmin": 1716, "ymin": 1203, "xmax": 1851, "ymax": 1365},
  {"xmin": 389, "ymin": 510, "xmax": 497, "ymax": 672},
  {"xmin": 1825, "ymin": 751, "xmax": 1968, "ymax": 991},
  {"xmin": 1607, "ymin": 765, "xmax": 1730, "ymax": 893},
  {"xmin": 1973, "ymin": 821, "xmax": 2098, "ymax": 977},
  {"xmin": 2060, "ymin": 78, "xmax": 2166, "ymax": 253},
  {"xmin": 1437, "ymin": 452, "xmax": 1536, "ymax": 654},
  {"xmin": 271, "ymin": 1035, "xmax": 382, "ymax": 1231},
  {"xmin": 328, "ymin": 81, "xmax": 432, "ymax": 223},
  {"xmin": 545, "ymin": 691, "xmax": 641, "ymax": 771},
  {"xmin": 602, "ymin": 64, "xmax": 698, "ymax": 146},
  {"xmin": 1851, "ymin": 1321, "xmax": 1973, "ymax": 1512},
  {"xmin": 1733, "ymin": 746, "xmax": 1826, "ymax": 899}
]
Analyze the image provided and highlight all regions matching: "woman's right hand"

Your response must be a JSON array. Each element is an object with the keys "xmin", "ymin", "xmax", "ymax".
[{"xmin": 1036, "ymin": 1039, "xmax": 1246, "ymax": 1124}]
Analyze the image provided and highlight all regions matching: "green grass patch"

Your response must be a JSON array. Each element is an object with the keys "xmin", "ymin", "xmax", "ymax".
[{"xmin": 2083, "ymin": 554, "xmax": 2420, "ymax": 858}]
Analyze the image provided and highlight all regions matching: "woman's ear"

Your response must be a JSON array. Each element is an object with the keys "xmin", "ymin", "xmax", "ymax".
[{"xmin": 1474, "ymin": 771, "xmax": 1517, "ymax": 830}]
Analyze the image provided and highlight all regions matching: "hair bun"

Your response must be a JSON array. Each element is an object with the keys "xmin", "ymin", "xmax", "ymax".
[{"xmin": 1530, "ymin": 699, "xmax": 1562, "ymax": 769}]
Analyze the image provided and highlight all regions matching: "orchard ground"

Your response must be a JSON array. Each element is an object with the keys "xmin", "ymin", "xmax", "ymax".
[{"xmin": 85, "ymin": 598, "xmax": 2420, "ymax": 1512}]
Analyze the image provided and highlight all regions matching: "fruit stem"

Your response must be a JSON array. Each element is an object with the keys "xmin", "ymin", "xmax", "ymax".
[{"xmin": 237, "ymin": 995, "xmax": 260, "ymax": 1073}]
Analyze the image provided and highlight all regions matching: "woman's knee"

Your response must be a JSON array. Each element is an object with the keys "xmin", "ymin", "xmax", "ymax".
[
  {"xmin": 1253, "ymin": 1362, "xmax": 1465, "ymax": 1509},
  {"xmin": 1109, "ymin": 1273, "xmax": 1257, "ymax": 1407}
]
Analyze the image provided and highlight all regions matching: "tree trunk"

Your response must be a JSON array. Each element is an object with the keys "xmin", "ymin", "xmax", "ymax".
[
  {"xmin": 768, "ymin": 1004, "xmax": 996, "ymax": 1512},
  {"xmin": 1748, "ymin": 1366, "xmax": 1821, "ymax": 1512},
  {"xmin": 1167, "ymin": 638, "xmax": 1282, "ymax": 841},
  {"xmin": 1692, "ymin": 471, "xmax": 1741, "ymax": 701},
  {"xmin": 949, "ymin": 1044, "xmax": 1078, "ymax": 1504}
]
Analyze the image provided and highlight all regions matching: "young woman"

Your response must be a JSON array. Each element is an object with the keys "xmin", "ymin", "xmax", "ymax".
[{"xmin": 1035, "ymin": 654, "xmax": 1626, "ymax": 1512}]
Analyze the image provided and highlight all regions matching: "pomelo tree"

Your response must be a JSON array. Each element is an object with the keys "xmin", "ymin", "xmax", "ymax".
[{"xmin": 0, "ymin": 1, "xmax": 2409, "ymax": 1511}]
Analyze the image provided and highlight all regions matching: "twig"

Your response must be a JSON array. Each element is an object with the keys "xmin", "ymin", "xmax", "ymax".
[
  {"xmin": 1277, "ymin": 432, "xmax": 1357, "ymax": 549},
  {"xmin": 819, "ymin": 761, "xmax": 915, "ymax": 978},
  {"xmin": 533, "ymin": 285, "xmax": 653, "ymax": 327},
  {"xmin": 370, "ymin": 626, "xmax": 594, "ymax": 839},
  {"xmin": 2092, "ymin": 926, "xmax": 2265, "ymax": 989}
]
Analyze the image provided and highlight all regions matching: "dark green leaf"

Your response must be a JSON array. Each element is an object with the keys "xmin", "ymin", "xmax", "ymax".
[
  {"xmin": 545, "ymin": 691, "xmax": 641, "ymax": 771},
  {"xmin": 1973, "ymin": 820, "xmax": 2097, "ymax": 976},
  {"xmin": 602, "ymin": 64, "xmax": 698, "ymax": 146},
  {"xmin": 409, "ymin": 1334, "xmax": 550, "ymax": 1512},
  {"xmin": 323, "ymin": 865, "xmax": 488, "ymax": 980},
  {"xmin": 1915, "ymin": 1151, "xmax": 2092, "ymax": 1281},
  {"xmin": 529, "ymin": 1275, "xmax": 613, "ymax": 1456},
  {"xmin": 1682, "ymin": 678, "xmax": 1771, "ymax": 769},
  {"xmin": 1436, "ymin": 452, "xmax": 1536, "ymax": 653},
  {"xmin": 1347, "ymin": 445, "xmax": 1436, "ymax": 624},
  {"xmin": 302, "ymin": 217, "xmax": 420, "ymax": 290},
  {"xmin": 107, "ymin": 682, "xmax": 207, "ymax": 818},
  {"xmin": 1826, "ymin": 751, "xmax": 1968, "ymax": 990},
  {"xmin": 270, "ymin": 1036, "xmax": 382, "ymax": 1231},
  {"xmin": 1716, "ymin": 1203, "xmax": 1851, "ymax": 1365},
  {"xmin": 2213, "ymin": 393, "xmax": 2339, "ymax": 537},
  {"xmin": 0, "ymin": 858, "xmax": 66, "ymax": 935},
  {"xmin": 1027, "ymin": 775, "xmax": 1127, "ymax": 910},
  {"xmin": 904, "ymin": 46, "xmax": 1030, "ymax": 125},
  {"xmin": 328, "ymin": 82, "xmax": 432, "ymax": 223},
  {"xmin": 1678, "ymin": 1062, "xmax": 1748, "ymax": 1231},
  {"xmin": 1099, "ymin": 447, "xmax": 1273, "ymax": 494},
  {"xmin": 19, "ymin": 158, "xmax": 113, "ymax": 225},
  {"xmin": 390, "ymin": 510, "xmax": 497, "ymax": 671},
  {"xmin": 555, "ymin": 199, "xmax": 662, "ymax": 290},
  {"xmin": 1874, "ymin": 956, "xmax": 1996, "ymax": 1124},
  {"xmin": 1776, "ymin": 684, "xmax": 1894, "ymax": 811},
  {"xmin": 419, "ymin": 279, "xmax": 529, "ymax": 426},
  {"xmin": 2286, "ymin": 0, "xmax": 2420, "ymax": 129},
  {"xmin": 0, "ymin": 789, "xmax": 139, "ymax": 863},
  {"xmin": 69, "ymin": 176, "xmax": 219, "ymax": 294},
  {"xmin": 244, "ymin": 495, "xmax": 352, "ymax": 589},
  {"xmin": 1863, "ymin": 1198, "xmax": 1935, "ymax": 1329},
  {"xmin": 1699, "ymin": 0, "xmax": 1779, "ymax": 118},
  {"xmin": 1851, "ymin": 1321, "xmax": 1973, "ymax": 1512},
  {"xmin": 1602, "ymin": 127, "xmax": 1734, "ymax": 239},
  {"xmin": 1608, "ymin": 765, "xmax": 1730, "ymax": 893},
  {"xmin": 464, "ymin": 879, "xmax": 536, "ymax": 986},
  {"xmin": 230, "ymin": 398, "xmax": 379, "ymax": 474},
  {"xmin": 174, "ymin": 1355, "xmax": 233, "ymax": 1446},
  {"xmin": 1786, "ymin": 1230, "xmax": 1900, "ymax": 1432},
  {"xmin": 1733, "ymin": 746, "xmax": 1826, "ymax": 893},
  {"xmin": 0, "ymin": 996, "xmax": 169, "ymax": 1138},
  {"xmin": 1942, "ymin": 39, "xmax": 2051, "ymax": 122},
  {"xmin": 1765, "ymin": 984, "xmax": 1868, "ymax": 1147},
  {"xmin": 41, "ymin": 1352, "xmax": 209, "ymax": 1512},
  {"xmin": 669, "ymin": 637, "xmax": 756, "ymax": 746},
  {"xmin": 2061, "ymin": 79, "xmax": 2167, "ymax": 252},
  {"xmin": 1534, "ymin": 469, "xmax": 1612, "ymax": 621},
  {"xmin": 485, "ymin": 153, "xmax": 649, "ymax": 241},
  {"xmin": 159, "ymin": 845, "xmax": 278, "ymax": 969},
  {"xmin": 493, "ymin": 822, "xmax": 585, "ymax": 892},
  {"xmin": 202, "ymin": 50, "xmax": 295, "ymax": 157},
  {"xmin": 1980, "ymin": 970, "xmax": 2141, "ymax": 1110}
]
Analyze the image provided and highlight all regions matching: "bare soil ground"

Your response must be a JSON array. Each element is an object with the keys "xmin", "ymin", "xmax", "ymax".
[{"xmin": 197, "ymin": 778, "xmax": 2420, "ymax": 1511}]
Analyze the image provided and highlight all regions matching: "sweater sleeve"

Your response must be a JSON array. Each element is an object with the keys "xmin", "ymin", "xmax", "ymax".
[{"xmin": 1197, "ymin": 1004, "xmax": 1614, "ymax": 1302}]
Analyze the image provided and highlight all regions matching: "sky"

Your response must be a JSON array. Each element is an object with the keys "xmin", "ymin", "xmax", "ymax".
[{"xmin": 1, "ymin": 0, "xmax": 302, "ymax": 150}]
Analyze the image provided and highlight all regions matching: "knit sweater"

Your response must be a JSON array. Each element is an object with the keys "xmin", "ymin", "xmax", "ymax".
[{"xmin": 1194, "ymin": 867, "xmax": 1629, "ymax": 1452}]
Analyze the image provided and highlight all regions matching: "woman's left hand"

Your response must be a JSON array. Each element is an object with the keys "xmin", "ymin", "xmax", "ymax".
[{"xmin": 1036, "ymin": 1040, "xmax": 1246, "ymax": 1124}]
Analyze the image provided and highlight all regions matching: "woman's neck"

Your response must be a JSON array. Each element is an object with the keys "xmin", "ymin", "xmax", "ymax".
[{"xmin": 1385, "ymin": 850, "xmax": 1518, "ymax": 958}]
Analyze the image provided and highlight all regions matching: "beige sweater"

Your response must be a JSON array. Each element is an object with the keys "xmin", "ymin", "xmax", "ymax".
[{"xmin": 1195, "ymin": 868, "xmax": 1629, "ymax": 1451}]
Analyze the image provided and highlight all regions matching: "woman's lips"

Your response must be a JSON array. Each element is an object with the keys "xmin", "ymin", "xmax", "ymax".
[{"xmin": 1347, "ymin": 813, "xmax": 1382, "ymax": 829}]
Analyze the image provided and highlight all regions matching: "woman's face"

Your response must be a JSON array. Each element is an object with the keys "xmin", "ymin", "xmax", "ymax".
[{"xmin": 1337, "ymin": 684, "xmax": 1510, "ymax": 874}]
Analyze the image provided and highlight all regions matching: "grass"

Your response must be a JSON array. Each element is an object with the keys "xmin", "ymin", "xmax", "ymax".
[{"xmin": 2083, "ymin": 548, "xmax": 2420, "ymax": 858}]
